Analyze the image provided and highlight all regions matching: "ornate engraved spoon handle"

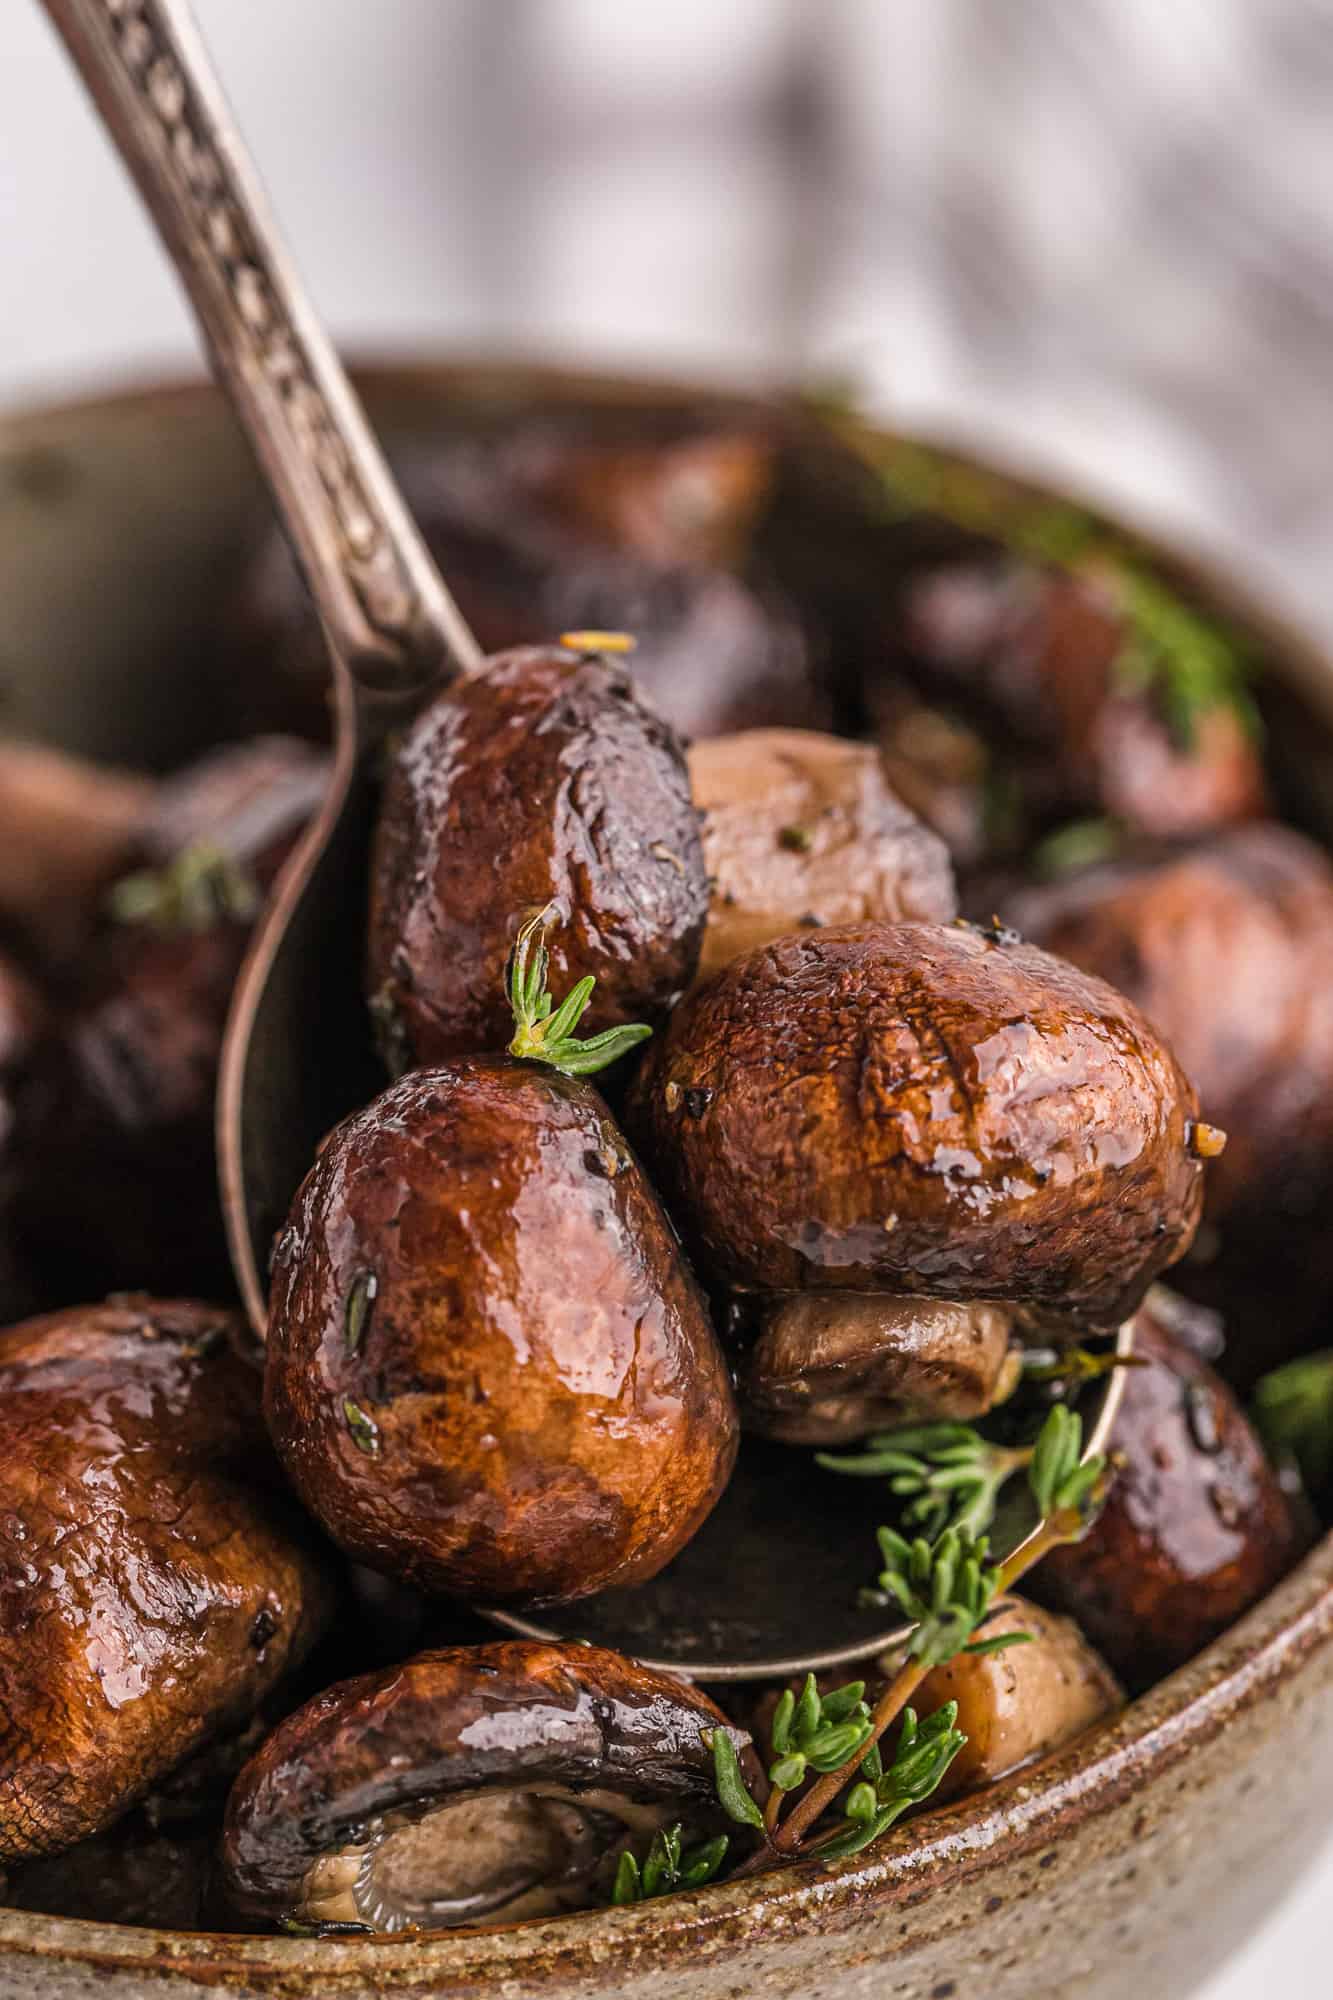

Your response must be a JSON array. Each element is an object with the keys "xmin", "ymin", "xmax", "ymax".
[{"xmin": 42, "ymin": 0, "xmax": 481, "ymax": 693}]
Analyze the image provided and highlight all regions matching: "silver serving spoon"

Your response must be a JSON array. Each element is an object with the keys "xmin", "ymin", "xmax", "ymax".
[
  {"xmin": 42, "ymin": 0, "xmax": 482, "ymax": 1335},
  {"xmin": 46, "ymin": 0, "xmax": 1129, "ymax": 1686}
]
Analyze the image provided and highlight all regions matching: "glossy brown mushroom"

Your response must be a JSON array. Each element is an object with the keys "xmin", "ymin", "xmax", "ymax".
[
  {"xmin": 0, "ymin": 1297, "xmax": 332, "ymax": 1865},
  {"xmin": 1006, "ymin": 823, "xmax": 1333, "ymax": 1374},
  {"xmin": 222, "ymin": 1642, "xmax": 750, "ymax": 1932},
  {"xmin": 629, "ymin": 920, "xmax": 1207, "ymax": 1329},
  {"xmin": 888, "ymin": 557, "xmax": 1267, "ymax": 847},
  {"xmin": 265, "ymin": 1063, "xmax": 738, "ymax": 1604},
  {"xmin": 11, "ymin": 736, "xmax": 327, "ymax": 1298},
  {"xmin": 687, "ymin": 728, "xmax": 956, "ymax": 984},
  {"xmin": 908, "ymin": 1597, "xmax": 1122, "ymax": 1802},
  {"xmin": 1031, "ymin": 1299, "xmax": 1303, "ymax": 1690},
  {"xmin": 367, "ymin": 643, "xmax": 708, "ymax": 1070},
  {"xmin": 739, "ymin": 1294, "xmax": 1018, "ymax": 1445}
]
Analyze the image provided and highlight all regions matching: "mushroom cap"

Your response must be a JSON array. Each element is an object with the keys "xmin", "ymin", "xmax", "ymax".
[
  {"xmin": 913, "ymin": 1597, "xmax": 1122, "ymax": 1801},
  {"xmin": 1032, "ymin": 1299, "xmax": 1304, "ymax": 1689},
  {"xmin": 366, "ymin": 645, "xmax": 709, "ymax": 1069},
  {"xmin": 628, "ymin": 920, "xmax": 1205, "ymax": 1329},
  {"xmin": 740, "ymin": 1293, "xmax": 1015, "ymax": 1444},
  {"xmin": 688, "ymin": 728, "xmax": 957, "ymax": 983},
  {"xmin": 0, "ymin": 1297, "xmax": 332, "ymax": 1864},
  {"xmin": 222, "ymin": 1641, "xmax": 748, "ymax": 1924},
  {"xmin": 265, "ymin": 1062, "xmax": 738, "ymax": 1604}
]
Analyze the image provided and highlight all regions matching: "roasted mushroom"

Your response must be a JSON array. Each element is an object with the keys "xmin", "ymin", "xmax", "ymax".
[
  {"xmin": 367, "ymin": 643, "xmax": 708, "ymax": 1070},
  {"xmin": 222, "ymin": 1642, "xmax": 750, "ymax": 1932},
  {"xmin": 219, "ymin": 431, "xmax": 827, "ymax": 746},
  {"xmin": 1031, "ymin": 1297, "xmax": 1304, "ymax": 1689},
  {"xmin": 629, "ymin": 920, "xmax": 1208, "ymax": 1330},
  {"xmin": 739, "ymin": 1294, "xmax": 1019, "ymax": 1445},
  {"xmin": 0, "ymin": 739, "xmax": 153, "ymax": 968},
  {"xmin": 0, "ymin": 1297, "xmax": 332, "ymax": 1864},
  {"xmin": 265, "ymin": 1062, "xmax": 738, "ymax": 1604},
  {"xmin": 11, "ymin": 736, "xmax": 327, "ymax": 1298},
  {"xmin": 908, "ymin": 1597, "xmax": 1122, "ymax": 1801},
  {"xmin": 879, "ymin": 556, "xmax": 1266, "ymax": 859},
  {"xmin": 688, "ymin": 728, "xmax": 956, "ymax": 983},
  {"xmin": 1006, "ymin": 822, "xmax": 1333, "ymax": 1375}
]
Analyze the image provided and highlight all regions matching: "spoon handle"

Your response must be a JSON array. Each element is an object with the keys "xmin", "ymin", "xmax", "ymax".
[{"xmin": 42, "ymin": 0, "xmax": 481, "ymax": 693}]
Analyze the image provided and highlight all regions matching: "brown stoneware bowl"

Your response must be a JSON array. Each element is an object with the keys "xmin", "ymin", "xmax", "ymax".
[{"xmin": 2, "ymin": 362, "xmax": 1332, "ymax": 1999}]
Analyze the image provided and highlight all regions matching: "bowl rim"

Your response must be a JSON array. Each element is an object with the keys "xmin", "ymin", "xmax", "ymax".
[{"xmin": 2, "ymin": 355, "xmax": 1332, "ymax": 1986}]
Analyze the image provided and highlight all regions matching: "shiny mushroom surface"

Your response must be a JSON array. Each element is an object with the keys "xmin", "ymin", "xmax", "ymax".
[
  {"xmin": 688, "ymin": 727, "xmax": 957, "ymax": 983},
  {"xmin": 0, "ymin": 1298, "xmax": 332, "ymax": 1864},
  {"xmin": 629, "ymin": 920, "xmax": 1208, "ymax": 1329},
  {"xmin": 739, "ymin": 1293, "xmax": 1019, "ymax": 1445},
  {"xmin": 367, "ymin": 644, "xmax": 708, "ymax": 1071},
  {"xmin": 265, "ymin": 1063, "xmax": 738, "ymax": 1605},
  {"xmin": 222, "ymin": 1642, "xmax": 750, "ymax": 1933}
]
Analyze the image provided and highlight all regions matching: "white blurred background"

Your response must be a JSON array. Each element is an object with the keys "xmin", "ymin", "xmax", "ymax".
[{"xmin": 2, "ymin": 5, "xmax": 1332, "ymax": 1990}]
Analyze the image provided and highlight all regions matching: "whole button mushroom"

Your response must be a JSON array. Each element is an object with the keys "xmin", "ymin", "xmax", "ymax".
[
  {"xmin": 908, "ymin": 1597, "xmax": 1122, "ymax": 1801},
  {"xmin": 739, "ymin": 1294, "xmax": 1019, "ymax": 1446},
  {"xmin": 629, "ymin": 920, "xmax": 1210, "ymax": 1331},
  {"xmin": 687, "ymin": 728, "xmax": 957, "ymax": 984},
  {"xmin": 12, "ymin": 737, "xmax": 328, "ymax": 1299},
  {"xmin": 1007, "ymin": 823, "xmax": 1333, "ymax": 1376},
  {"xmin": 0, "ymin": 1298, "xmax": 332, "ymax": 1865},
  {"xmin": 0, "ymin": 740, "xmax": 154, "ymax": 970},
  {"xmin": 1031, "ymin": 1299, "xmax": 1304, "ymax": 1690},
  {"xmin": 222, "ymin": 1642, "xmax": 752, "ymax": 1932},
  {"xmin": 367, "ymin": 643, "xmax": 709, "ymax": 1071},
  {"xmin": 265, "ymin": 1058, "xmax": 738, "ymax": 1605}
]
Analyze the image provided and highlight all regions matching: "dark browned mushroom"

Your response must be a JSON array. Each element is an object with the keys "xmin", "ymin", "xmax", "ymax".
[
  {"xmin": 218, "ymin": 430, "xmax": 828, "ymax": 746},
  {"xmin": 367, "ymin": 644, "xmax": 708, "ymax": 1070},
  {"xmin": 907, "ymin": 1597, "xmax": 1122, "ymax": 1801},
  {"xmin": 11, "ymin": 736, "xmax": 328, "ymax": 1298},
  {"xmin": 265, "ymin": 1062, "xmax": 738, "ymax": 1605},
  {"xmin": 688, "ymin": 728, "xmax": 957, "ymax": 984},
  {"xmin": 0, "ymin": 1297, "xmax": 332, "ymax": 1865},
  {"xmin": 739, "ymin": 1294, "xmax": 1019, "ymax": 1446},
  {"xmin": 628, "ymin": 921, "xmax": 1208, "ymax": 1331},
  {"xmin": 878, "ymin": 556, "xmax": 1266, "ymax": 857},
  {"xmin": 1005, "ymin": 822, "xmax": 1333, "ymax": 1378},
  {"xmin": 222, "ymin": 1642, "xmax": 751, "ymax": 1932},
  {"xmin": 1030, "ymin": 1297, "xmax": 1304, "ymax": 1690},
  {"xmin": 0, "ymin": 740, "xmax": 154, "ymax": 969}
]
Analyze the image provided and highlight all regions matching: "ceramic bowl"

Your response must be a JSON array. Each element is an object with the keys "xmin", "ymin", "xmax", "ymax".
[{"xmin": 2, "ymin": 361, "xmax": 1332, "ymax": 2000}]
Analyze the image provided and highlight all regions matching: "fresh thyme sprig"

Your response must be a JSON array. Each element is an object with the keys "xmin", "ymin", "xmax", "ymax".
[
  {"xmin": 812, "ymin": 1703, "xmax": 967, "ymax": 1860},
  {"xmin": 817, "ymin": 1422, "xmax": 1033, "ymax": 1543},
  {"xmin": 506, "ymin": 905, "xmax": 653, "ymax": 1077},
  {"xmin": 611, "ymin": 1824, "xmax": 730, "ymax": 1905},
  {"xmin": 712, "ymin": 1404, "xmax": 1112, "ymax": 1871},
  {"xmin": 107, "ymin": 840, "xmax": 261, "ymax": 932}
]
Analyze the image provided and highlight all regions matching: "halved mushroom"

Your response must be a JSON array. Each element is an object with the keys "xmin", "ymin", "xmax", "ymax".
[
  {"xmin": 1006, "ymin": 822, "xmax": 1333, "ymax": 1377},
  {"xmin": 0, "ymin": 1297, "xmax": 332, "ymax": 1864},
  {"xmin": 11, "ymin": 736, "xmax": 327, "ymax": 1298},
  {"xmin": 905, "ymin": 1597, "xmax": 1122, "ymax": 1801},
  {"xmin": 1031, "ymin": 1297, "xmax": 1304, "ymax": 1690},
  {"xmin": 265, "ymin": 1062, "xmax": 738, "ymax": 1604},
  {"xmin": 739, "ymin": 1294, "xmax": 1019, "ymax": 1445},
  {"xmin": 367, "ymin": 644, "xmax": 708, "ymax": 1071},
  {"xmin": 629, "ymin": 920, "xmax": 1209, "ymax": 1331},
  {"xmin": 222, "ymin": 1642, "xmax": 751, "ymax": 1933},
  {"xmin": 687, "ymin": 728, "xmax": 956, "ymax": 984}
]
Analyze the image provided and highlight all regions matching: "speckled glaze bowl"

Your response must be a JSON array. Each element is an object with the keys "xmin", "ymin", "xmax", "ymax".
[{"xmin": 2, "ymin": 362, "xmax": 1332, "ymax": 2000}]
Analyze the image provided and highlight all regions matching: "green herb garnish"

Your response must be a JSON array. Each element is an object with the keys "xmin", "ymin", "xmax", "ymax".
[
  {"xmin": 817, "ymin": 1421, "xmax": 1033, "ymax": 1543},
  {"xmin": 1252, "ymin": 1350, "xmax": 1333, "ymax": 1498},
  {"xmin": 1031, "ymin": 816, "xmax": 1123, "ymax": 878},
  {"xmin": 611, "ymin": 1824, "xmax": 730, "ymax": 1905},
  {"xmin": 107, "ymin": 840, "xmax": 261, "ymax": 932},
  {"xmin": 507, "ymin": 905, "xmax": 652, "ymax": 1077}
]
